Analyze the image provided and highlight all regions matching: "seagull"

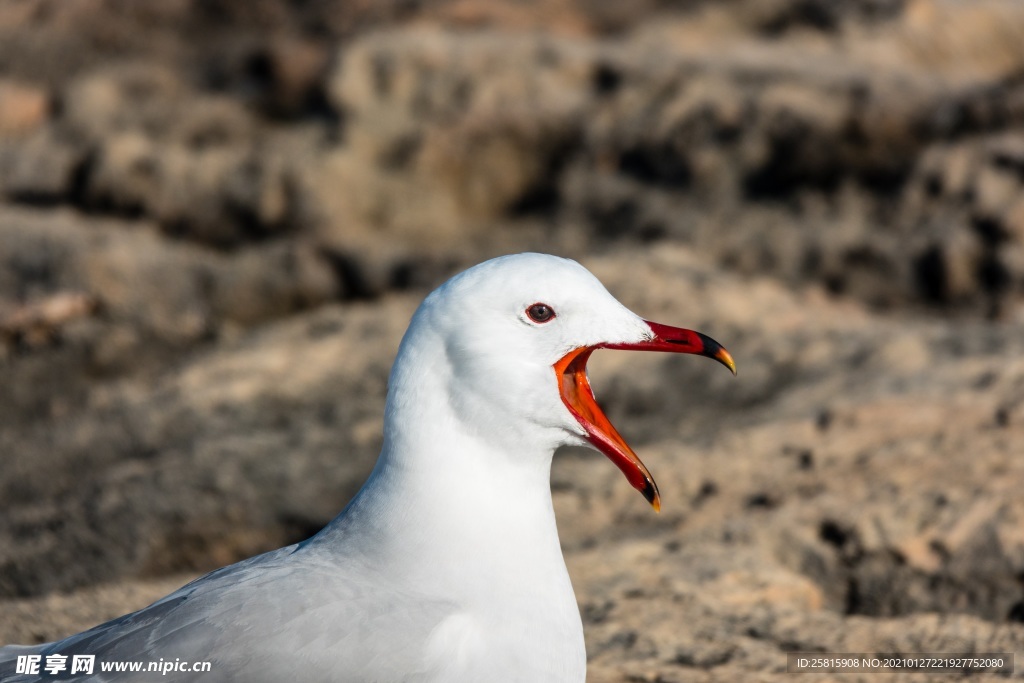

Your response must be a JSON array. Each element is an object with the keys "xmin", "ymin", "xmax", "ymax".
[{"xmin": 1, "ymin": 253, "xmax": 735, "ymax": 682}]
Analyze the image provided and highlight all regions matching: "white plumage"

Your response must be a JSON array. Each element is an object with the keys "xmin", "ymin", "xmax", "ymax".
[{"xmin": 1, "ymin": 253, "xmax": 734, "ymax": 682}]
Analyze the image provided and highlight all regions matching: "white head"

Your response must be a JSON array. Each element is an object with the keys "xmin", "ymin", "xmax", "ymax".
[{"xmin": 385, "ymin": 253, "xmax": 735, "ymax": 510}]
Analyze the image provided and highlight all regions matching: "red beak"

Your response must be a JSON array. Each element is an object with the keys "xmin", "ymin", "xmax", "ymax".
[{"xmin": 554, "ymin": 321, "xmax": 736, "ymax": 511}]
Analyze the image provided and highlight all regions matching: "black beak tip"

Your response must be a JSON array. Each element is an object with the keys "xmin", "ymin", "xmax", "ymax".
[
  {"xmin": 641, "ymin": 478, "xmax": 661, "ymax": 511},
  {"xmin": 696, "ymin": 332, "xmax": 737, "ymax": 376}
]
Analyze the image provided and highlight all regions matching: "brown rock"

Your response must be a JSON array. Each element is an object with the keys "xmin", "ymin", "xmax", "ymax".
[
  {"xmin": 0, "ymin": 80, "xmax": 49, "ymax": 136},
  {"xmin": 0, "ymin": 129, "xmax": 83, "ymax": 203}
]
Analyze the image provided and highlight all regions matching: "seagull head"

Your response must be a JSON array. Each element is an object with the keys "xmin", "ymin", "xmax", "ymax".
[{"xmin": 392, "ymin": 253, "xmax": 735, "ymax": 510}]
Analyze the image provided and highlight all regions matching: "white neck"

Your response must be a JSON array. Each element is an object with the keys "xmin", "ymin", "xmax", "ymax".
[
  {"xmin": 309, "ymin": 302, "xmax": 587, "ymax": 680},
  {"xmin": 323, "ymin": 413, "xmax": 562, "ymax": 592},
  {"xmin": 317, "ymin": 321, "xmax": 572, "ymax": 605}
]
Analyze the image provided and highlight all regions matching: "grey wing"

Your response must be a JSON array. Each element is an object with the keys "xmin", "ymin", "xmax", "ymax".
[{"xmin": 1, "ymin": 544, "xmax": 456, "ymax": 683}]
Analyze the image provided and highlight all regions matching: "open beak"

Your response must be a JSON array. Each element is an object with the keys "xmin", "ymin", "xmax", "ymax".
[{"xmin": 554, "ymin": 321, "xmax": 736, "ymax": 512}]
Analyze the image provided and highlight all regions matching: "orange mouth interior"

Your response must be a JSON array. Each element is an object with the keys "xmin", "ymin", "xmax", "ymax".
[{"xmin": 555, "ymin": 347, "xmax": 661, "ymax": 511}]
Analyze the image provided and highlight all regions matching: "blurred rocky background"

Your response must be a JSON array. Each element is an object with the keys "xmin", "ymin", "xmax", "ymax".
[{"xmin": 2, "ymin": 0, "xmax": 1024, "ymax": 680}]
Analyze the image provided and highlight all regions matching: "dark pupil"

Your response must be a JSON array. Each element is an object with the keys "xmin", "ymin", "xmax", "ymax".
[{"xmin": 529, "ymin": 304, "xmax": 552, "ymax": 322}]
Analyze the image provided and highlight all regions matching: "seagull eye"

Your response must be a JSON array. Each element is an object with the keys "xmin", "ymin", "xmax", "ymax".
[{"xmin": 526, "ymin": 303, "xmax": 555, "ymax": 324}]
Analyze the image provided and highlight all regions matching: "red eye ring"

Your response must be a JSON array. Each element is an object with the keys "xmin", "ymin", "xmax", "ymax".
[{"xmin": 526, "ymin": 303, "xmax": 555, "ymax": 323}]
